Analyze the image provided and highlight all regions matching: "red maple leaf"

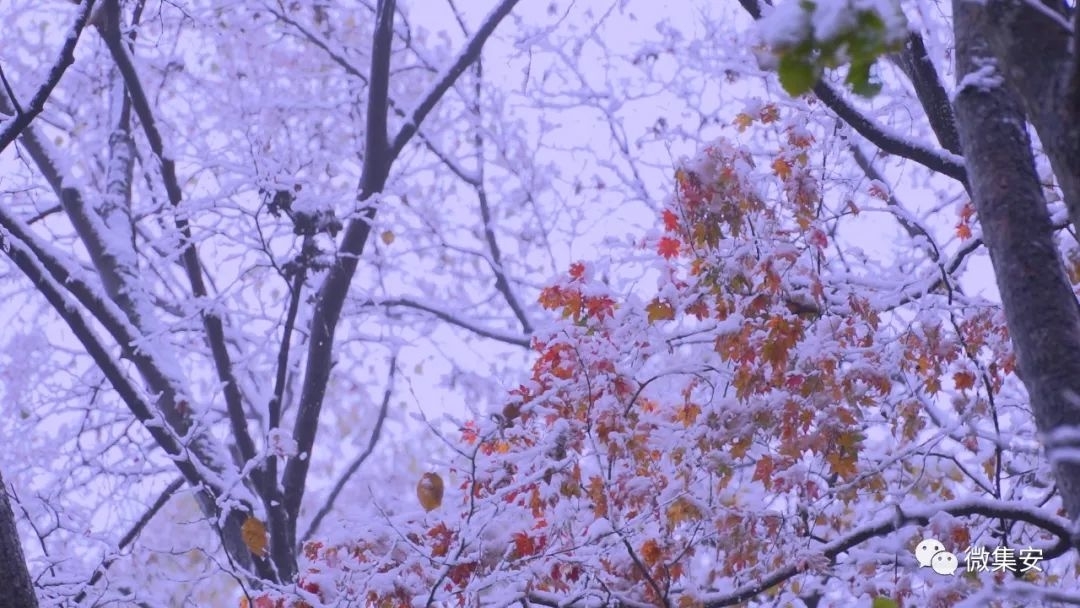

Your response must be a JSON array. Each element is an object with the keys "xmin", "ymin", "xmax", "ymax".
[{"xmin": 657, "ymin": 236, "xmax": 681, "ymax": 259}]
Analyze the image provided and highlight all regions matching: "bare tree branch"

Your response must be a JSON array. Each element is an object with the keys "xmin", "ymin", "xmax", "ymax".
[
  {"xmin": 25, "ymin": 205, "xmax": 61, "ymax": 225},
  {"xmin": 695, "ymin": 499, "xmax": 1072, "ymax": 607},
  {"xmin": 0, "ymin": 66, "xmax": 22, "ymax": 116},
  {"xmin": 0, "ymin": 0, "xmax": 98, "ymax": 153},
  {"xmin": 850, "ymin": 144, "xmax": 941, "ymax": 262},
  {"xmin": 0, "ymin": 203, "xmax": 191, "ymax": 433},
  {"xmin": 891, "ymin": 32, "xmax": 962, "ymax": 155},
  {"xmin": 735, "ymin": 0, "xmax": 967, "ymax": 185},
  {"xmin": 812, "ymin": 81, "xmax": 967, "ymax": 184},
  {"xmin": 1, "ymin": 105, "xmax": 270, "ymax": 586},
  {"xmin": 0, "ymin": 215, "xmax": 210, "ymax": 494},
  {"xmin": 282, "ymin": 0, "xmax": 398, "ymax": 562},
  {"xmin": 1, "ymin": 206, "xmax": 271, "ymax": 578},
  {"xmin": 268, "ymin": 4, "xmax": 480, "ymax": 184},
  {"xmin": 73, "ymin": 477, "xmax": 185, "ymax": 605},
  {"xmin": 470, "ymin": 58, "xmax": 534, "ymax": 335},
  {"xmin": 365, "ymin": 298, "xmax": 531, "ymax": 348},
  {"xmin": 301, "ymin": 357, "xmax": 396, "ymax": 544},
  {"xmin": 283, "ymin": 0, "xmax": 522, "ymax": 555},
  {"xmin": 264, "ymin": 236, "xmax": 312, "ymax": 576},
  {"xmin": 97, "ymin": 0, "xmax": 259, "ymax": 492},
  {"xmin": 522, "ymin": 499, "xmax": 1072, "ymax": 607},
  {"xmin": 388, "ymin": 0, "xmax": 523, "ymax": 162}
]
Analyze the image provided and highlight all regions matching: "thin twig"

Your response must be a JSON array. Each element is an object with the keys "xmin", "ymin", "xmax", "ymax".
[
  {"xmin": 363, "ymin": 297, "xmax": 531, "ymax": 348},
  {"xmin": 73, "ymin": 477, "xmax": 184, "ymax": 604},
  {"xmin": 301, "ymin": 356, "xmax": 397, "ymax": 544},
  {"xmin": 0, "ymin": 65, "xmax": 23, "ymax": 115}
]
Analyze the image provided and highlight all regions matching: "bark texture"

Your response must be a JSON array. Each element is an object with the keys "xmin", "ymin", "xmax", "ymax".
[
  {"xmin": 953, "ymin": 2, "xmax": 1080, "ymax": 546},
  {"xmin": 0, "ymin": 471, "xmax": 38, "ymax": 608}
]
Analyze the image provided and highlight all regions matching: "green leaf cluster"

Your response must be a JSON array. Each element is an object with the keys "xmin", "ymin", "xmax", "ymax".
[{"xmin": 773, "ymin": 1, "xmax": 906, "ymax": 97}]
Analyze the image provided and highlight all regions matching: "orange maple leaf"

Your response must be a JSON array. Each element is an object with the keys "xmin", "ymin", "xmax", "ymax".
[
  {"xmin": 953, "ymin": 371, "xmax": 977, "ymax": 390},
  {"xmin": 569, "ymin": 262, "xmax": 586, "ymax": 280},
  {"xmin": 640, "ymin": 539, "xmax": 663, "ymax": 566}
]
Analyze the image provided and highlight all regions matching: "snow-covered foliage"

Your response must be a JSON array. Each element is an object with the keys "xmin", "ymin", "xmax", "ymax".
[
  {"xmin": 758, "ymin": 0, "xmax": 907, "ymax": 95},
  {"xmin": 3, "ymin": 0, "xmax": 1080, "ymax": 606},
  {"xmin": 265, "ymin": 114, "xmax": 1077, "ymax": 606}
]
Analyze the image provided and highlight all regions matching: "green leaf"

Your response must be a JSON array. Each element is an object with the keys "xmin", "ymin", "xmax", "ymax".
[
  {"xmin": 871, "ymin": 598, "xmax": 899, "ymax": 608},
  {"xmin": 778, "ymin": 54, "xmax": 817, "ymax": 96},
  {"xmin": 845, "ymin": 61, "xmax": 881, "ymax": 97}
]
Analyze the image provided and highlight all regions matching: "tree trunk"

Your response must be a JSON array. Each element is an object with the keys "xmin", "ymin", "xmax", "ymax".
[
  {"xmin": 0, "ymin": 470, "xmax": 38, "ymax": 608},
  {"xmin": 953, "ymin": 1, "xmax": 1080, "ymax": 548}
]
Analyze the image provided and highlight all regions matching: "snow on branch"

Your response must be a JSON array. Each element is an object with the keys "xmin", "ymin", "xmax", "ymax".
[
  {"xmin": 736, "ymin": 0, "xmax": 967, "ymax": 183},
  {"xmin": 0, "ymin": 0, "xmax": 98, "ymax": 153},
  {"xmin": 72, "ymin": 477, "xmax": 185, "ymax": 604},
  {"xmin": 98, "ymin": 10, "xmax": 259, "ymax": 480},
  {"xmin": 388, "ymin": 0, "xmax": 523, "ymax": 161},
  {"xmin": 284, "ymin": 0, "xmax": 525, "ymax": 543},
  {"xmin": 0, "ymin": 183, "xmax": 266, "ymax": 578},
  {"xmin": 281, "ymin": 0, "xmax": 404, "ymax": 548},
  {"xmin": 813, "ymin": 80, "xmax": 967, "ymax": 183},
  {"xmin": 366, "ymin": 298, "xmax": 532, "ymax": 348},
  {"xmin": 695, "ymin": 498, "xmax": 1072, "ymax": 607},
  {"xmin": 301, "ymin": 357, "xmax": 396, "ymax": 544},
  {"xmin": 0, "ymin": 215, "xmax": 198, "ymax": 480}
]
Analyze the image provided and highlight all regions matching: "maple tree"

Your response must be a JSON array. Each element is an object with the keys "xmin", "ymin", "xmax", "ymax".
[
  {"xmin": 3, "ymin": 0, "xmax": 1080, "ymax": 606},
  {"xmin": 261, "ymin": 104, "xmax": 1074, "ymax": 606},
  {"xmin": 266, "ymin": 0, "xmax": 1080, "ymax": 605}
]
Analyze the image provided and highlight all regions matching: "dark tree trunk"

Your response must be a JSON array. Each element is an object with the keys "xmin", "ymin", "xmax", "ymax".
[
  {"xmin": 0, "ymin": 470, "xmax": 38, "ymax": 608},
  {"xmin": 953, "ymin": 2, "xmax": 1080, "ymax": 548}
]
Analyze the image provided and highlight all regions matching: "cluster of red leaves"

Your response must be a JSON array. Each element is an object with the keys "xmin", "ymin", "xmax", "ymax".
[{"xmin": 537, "ymin": 262, "xmax": 617, "ymax": 325}]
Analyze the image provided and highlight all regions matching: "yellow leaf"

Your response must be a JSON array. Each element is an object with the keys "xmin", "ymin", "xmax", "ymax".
[
  {"xmin": 586, "ymin": 476, "xmax": 608, "ymax": 518},
  {"xmin": 666, "ymin": 497, "xmax": 702, "ymax": 526},
  {"xmin": 646, "ymin": 299, "xmax": 675, "ymax": 323},
  {"xmin": 241, "ymin": 516, "xmax": 269, "ymax": 557},
  {"xmin": 827, "ymin": 451, "xmax": 858, "ymax": 480},
  {"xmin": 380, "ymin": 230, "xmax": 395, "ymax": 245},
  {"xmin": 675, "ymin": 402, "xmax": 701, "ymax": 427},
  {"xmin": 416, "ymin": 472, "xmax": 444, "ymax": 512}
]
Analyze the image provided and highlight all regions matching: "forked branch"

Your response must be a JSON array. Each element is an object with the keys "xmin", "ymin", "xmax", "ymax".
[{"xmin": 282, "ymin": 0, "xmax": 523, "ymax": 551}]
